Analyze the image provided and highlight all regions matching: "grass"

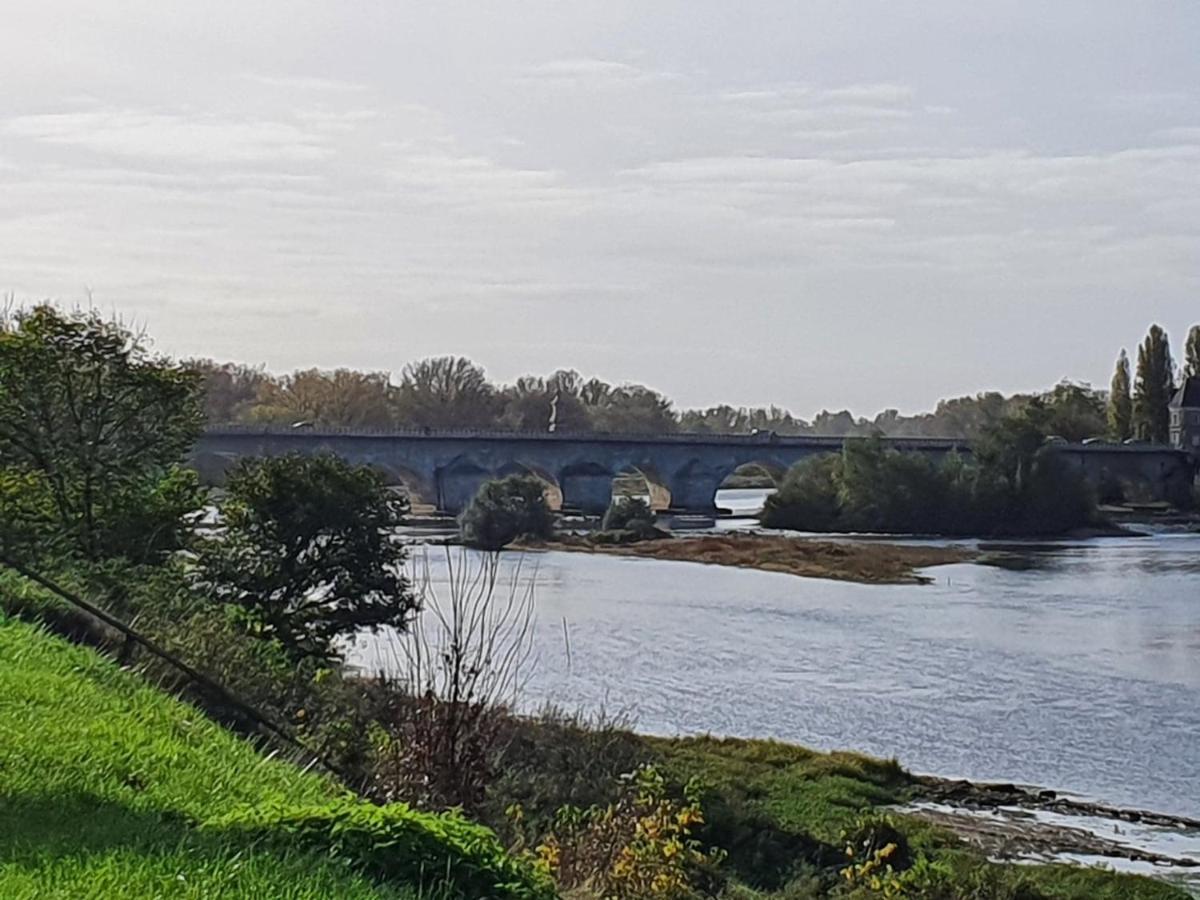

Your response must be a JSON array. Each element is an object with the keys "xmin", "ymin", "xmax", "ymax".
[
  {"xmin": 0, "ymin": 612, "xmax": 549, "ymax": 900},
  {"xmin": 644, "ymin": 736, "xmax": 1189, "ymax": 899}
]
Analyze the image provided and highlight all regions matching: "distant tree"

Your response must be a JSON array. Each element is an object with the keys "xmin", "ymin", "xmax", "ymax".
[
  {"xmin": 1108, "ymin": 350, "xmax": 1133, "ymax": 441},
  {"xmin": 0, "ymin": 305, "xmax": 204, "ymax": 564},
  {"xmin": 588, "ymin": 385, "xmax": 678, "ymax": 434},
  {"xmin": 184, "ymin": 358, "xmax": 270, "ymax": 424},
  {"xmin": 195, "ymin": 453, "xmax": 414, "ymax": 661},
  {"xmin": 499, "ymin": 370, "xmax": 591, "ymax": 433},
  {"xmin": 678, "ymin": 404, "xmax": 808, "ymax": 435},
  {"xmin": 250, "ymin": 368, "xmax": 394, "ymax": 428},
  {"xmin": 810, "ymin": 409, "xmax": 871, "ymax": 437},
  {"xmin": 1184, "ymin": 325, "xmax": 1200, "ymax": 380},
  {"xmin": 393, "ymin": 356, "xmax": 501, "ymax": 429},
  {"xmin": 458, "ymin": 475, "xmax": 554, "ymax": 550},
  {"xmin": 1132, "ymin": 325, "xmax": 1175, "ymax": 443},
  {"xmin": 1041, "ymin": 380, "xmax": 1106, "ymax": 442}
]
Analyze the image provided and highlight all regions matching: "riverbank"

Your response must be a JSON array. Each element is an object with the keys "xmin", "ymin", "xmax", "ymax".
[{"xmin": 520, "ymin": 533, "xmax": 975, "ymax": 584}]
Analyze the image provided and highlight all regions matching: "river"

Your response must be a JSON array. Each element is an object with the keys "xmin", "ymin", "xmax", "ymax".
[{"xmin": 350, "ymin": 496, "xmax": 1200, "ymax": 823}]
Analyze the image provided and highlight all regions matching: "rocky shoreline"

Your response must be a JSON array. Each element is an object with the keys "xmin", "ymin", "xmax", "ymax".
[{"xmin": 908, "ymin": 776, "xmax": 1200, "ymax": 876}]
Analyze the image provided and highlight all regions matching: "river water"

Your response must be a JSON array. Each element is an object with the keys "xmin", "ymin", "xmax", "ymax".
[{"xmin": 351, "ymin": 496, "xmax": 1200, "ymax": 822}]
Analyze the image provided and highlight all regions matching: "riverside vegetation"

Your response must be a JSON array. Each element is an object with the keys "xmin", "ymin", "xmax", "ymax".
[{"xmin": 0, "ymin": 304, "xmax": 1190, "ymax": 899}]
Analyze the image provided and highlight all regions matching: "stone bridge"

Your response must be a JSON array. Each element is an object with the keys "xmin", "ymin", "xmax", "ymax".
[
  {"xmin": 191, "ymin": 428, "xmax": 967, "ymax": 514},
  {"xmin": 191, "ymin": 428, "xmax": 1196, "ymax": 514}
]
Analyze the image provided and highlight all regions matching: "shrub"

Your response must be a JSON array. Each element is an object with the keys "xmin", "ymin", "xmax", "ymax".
[
  {"xmin": 602, "ymin": 496, "xmax": 655, "ymax": 531},
  {"xmin": 459, "ymin": 475, "xmax": 554, "ymax": 550},
  {"xmin": 531, "ymin": 765, "xmax": 724, "ymax": 899},
  {"xmin": 760, "ymin": 455, "xmax": 842, "ymax": 531},
  {"xmin": 209, "ymin": 798, "xmax": 556, "ymax": 900}
]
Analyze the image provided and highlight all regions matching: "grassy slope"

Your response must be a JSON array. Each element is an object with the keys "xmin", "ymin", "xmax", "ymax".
[
  {"xmin": 652, "ymin": 736, "xmax": 1188, "ymax": 900},
  {"xmin": 0, "ymin": 614, "xmax": 541, "ymax": 900}
]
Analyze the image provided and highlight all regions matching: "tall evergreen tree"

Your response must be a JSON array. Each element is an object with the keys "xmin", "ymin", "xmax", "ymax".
[
  {"xmin": 1184, "ymin": 324, "xmax": 1200, "ymax": 380},
  {"xmin": 1107, "ymin": 351, "xmax": 1132, "ymax": 441},
  {"xmin": 1132, "ymin": 325, "xmax": 1175, "ymax": 443}
]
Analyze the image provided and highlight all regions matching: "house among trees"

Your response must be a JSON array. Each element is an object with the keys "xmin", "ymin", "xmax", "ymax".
[{"xmin": 1169, "ymin": 376, "xmax": 1200, "ymax": 454}]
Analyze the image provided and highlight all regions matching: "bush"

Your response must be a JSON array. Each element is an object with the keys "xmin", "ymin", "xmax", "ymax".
[
  {"xmin": 210, "ymin": 797, "xmax": 556, "ymax": 900},
  {"xmin": 760, "ymin": 455, "xmax": 842, "ymax": 531},
  {"xmin": 459, "ymin": 475, "xmax": 554, "ymax": 550},
  {"xmin": 602, "ymin": 496, "xmax": 655, "ymax": 531},
  {"xmin": 195, "ymin": 453, "xmax": 415, "ymax": 662},
  {"xmin": 530, "ymin": 765, "xmax": 724, "ymax": 899},
  {"xmin": 761, "ymin": 422, "xmax": 1097, "ymax": 537}
]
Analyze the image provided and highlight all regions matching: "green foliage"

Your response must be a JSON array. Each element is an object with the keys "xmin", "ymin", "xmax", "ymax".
[
  {"xmin": 761, "ymin": 455, "xmax": 843, "ymax": 531},
  {"xmin": 458, "ymin": 475, "xmax": 554, "ymax": 550},
  {"xmin": 212, "ymin": 800, "xmax": 555, "ymax": 900},
  {"xmin": 762, "ymin": 412, "xmax": 1095, "ymax": 537},
  {"xmin": 1133, "ymin": 324, "xmax": 1175, "ymax": 443},
  {"xmin": 195, "ymin": 453, "xmax": 415, "ymax": 661},
  {"xmin": 0, "ymin": 304, "xmax": 204, "ymax": 564},
  {"xmin": 602, "ymin": 496, "xmax": 656, "ymax": 531},
  {"xmin": 1108, "ymin": 350, "xmax": 1133, "ymax": 441}
]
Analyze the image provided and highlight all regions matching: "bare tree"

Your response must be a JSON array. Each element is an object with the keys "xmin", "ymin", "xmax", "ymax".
[{"xmin": 368, "ymin": 546, "xmax": 537, "ymax": 811}]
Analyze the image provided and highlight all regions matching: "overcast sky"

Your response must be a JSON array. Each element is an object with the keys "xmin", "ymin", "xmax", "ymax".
[{"xmin": 2, "ymin": 1, "xmax": 1198, "ymax": 416}]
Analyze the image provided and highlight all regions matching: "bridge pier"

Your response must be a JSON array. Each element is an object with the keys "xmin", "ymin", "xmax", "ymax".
[
  {"xmin": 559, "ymin": 465, "xmax": 614, "ymax": 515},
  {"xmin": 667, "ymin": 475, "xmax": 724, "ymax": 514}
]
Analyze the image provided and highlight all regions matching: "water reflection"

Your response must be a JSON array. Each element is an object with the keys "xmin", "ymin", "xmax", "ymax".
[{"xmin": 351, "ymin": 532, "xmax": 1200, "ymax": 820}]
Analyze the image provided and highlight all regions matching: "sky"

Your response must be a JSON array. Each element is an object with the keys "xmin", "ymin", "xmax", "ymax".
[{"xmin": 2, "ymin": 1, "xmax": 1198, "ymax": 418}]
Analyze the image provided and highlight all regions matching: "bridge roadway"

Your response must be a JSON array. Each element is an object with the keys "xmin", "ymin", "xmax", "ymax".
[{"xmin": 191, "ymin": 427, "xmax": 1194, "ymax": 514}]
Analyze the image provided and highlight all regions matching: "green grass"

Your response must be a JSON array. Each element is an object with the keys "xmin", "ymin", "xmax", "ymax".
[
  {"xmin": 0, "ymin": 612, "xmax": 549, "ymax": 899},
  {"xmin": 648, "ymin": 736, "xmax": 1189, "ymax": 900}
]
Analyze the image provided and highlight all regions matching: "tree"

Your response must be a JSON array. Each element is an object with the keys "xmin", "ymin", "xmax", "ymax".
[
  {"xmin": 184, "ymin": 358, "xmax": 270, "ymax": 424},
  {"xmin": 1132, "ymin": 325, "xmax": 1175, "ymax": 443},
  {"xmin": 0, "ymin": 305, "xmax": 204, "ymax": 564},
  {"xmin": 458, "ymin": 475, "xmax": 554, "ymax": 550},
  {"xmin": 1042, "ymin": 380, "xmax": 1106, "ymax": 442},
  {"xmin": 1108, "ymin": 350, "xmax": 1132, "ymax": 441},
  {"xmin": 499, "ymin": 370, "xmax": 592, "ymax": 433},
  {"xmin": 1184, "ymin": 325, "xmax": 1200, "ymax": 380},
  {"xmin": 393, "ymin": 356, "xmax": 501, "ymax": 429},
  {"xmin": 195, "ymin": 453, "xmax": 415, "ymax": 661},
  {"xmin": 250, "ymin": 368, "xmax": 394, "ymax": 428},
  {"xmin": 588, "ymin": 385, "xmax": 678, "ymax": 434}
]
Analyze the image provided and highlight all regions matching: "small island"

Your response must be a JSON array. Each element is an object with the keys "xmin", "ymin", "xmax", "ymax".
[{"xmin": 521, "ymin": 533, "xmax": 974, "ymax": 585}]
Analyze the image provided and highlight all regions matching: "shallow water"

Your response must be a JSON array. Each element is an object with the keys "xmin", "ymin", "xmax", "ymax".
[{"xmin": 350, "ymin": 530, "xmax": 1200, "ymax": 820}]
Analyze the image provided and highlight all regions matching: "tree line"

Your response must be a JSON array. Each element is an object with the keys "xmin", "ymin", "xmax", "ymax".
[
  {"xmin": 1106, "ymin": 323, "xmax": 1200, "ymax": 444},
  {"xmin": 189, "ymin": 320, "xmax": 1200, "ymax": 441}
]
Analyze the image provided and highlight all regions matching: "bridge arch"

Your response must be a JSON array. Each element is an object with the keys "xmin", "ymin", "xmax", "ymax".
[
  {"xmin": 366, "ymin": 462, "xmax": 438, "ymax": 513},
  {"xmin": 558, "ymin": 461, "xmax": 614, "ymax": 515},
  {"xmin": 435, "ymin": 456, "xmax": 493, "ymax": 514},
  {"xmin": 612, "ymin": 463, "xmax": 672, "ymax": 512}
]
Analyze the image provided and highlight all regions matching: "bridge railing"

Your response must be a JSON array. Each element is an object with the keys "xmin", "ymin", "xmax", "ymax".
[{"xmin": 201, "ymin": 424, "xmax": 971, "ymax": 450}]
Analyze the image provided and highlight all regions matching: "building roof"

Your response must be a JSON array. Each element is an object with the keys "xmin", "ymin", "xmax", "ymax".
[{"xmin": 1169, "ymin": 375, "xmax": 1200, "ymax": 409}]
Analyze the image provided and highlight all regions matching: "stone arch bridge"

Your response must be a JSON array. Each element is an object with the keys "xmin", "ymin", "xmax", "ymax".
[{"xmin": 191, "ymin": 428, "xmax": 1195, "ymax": 514}]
